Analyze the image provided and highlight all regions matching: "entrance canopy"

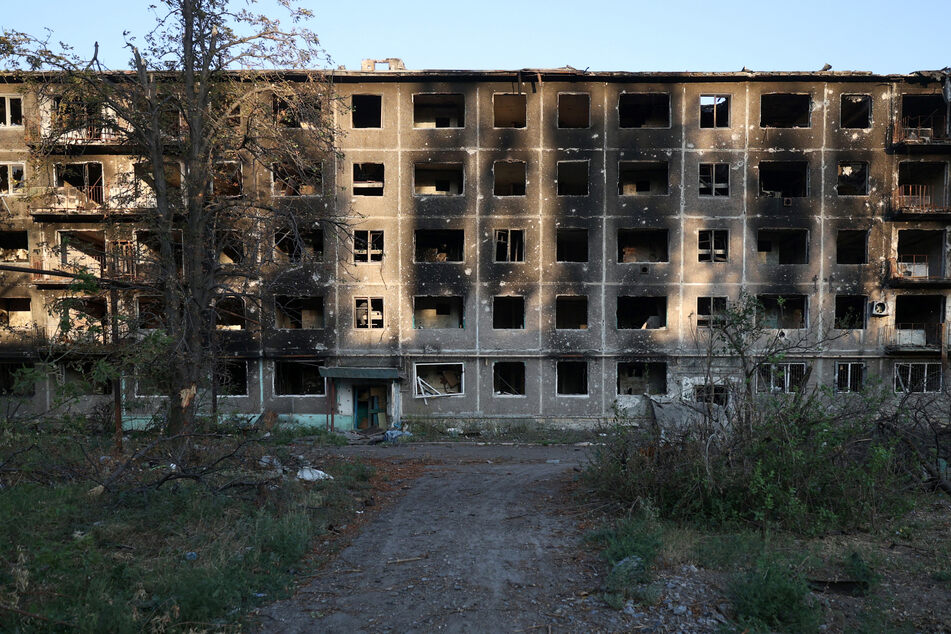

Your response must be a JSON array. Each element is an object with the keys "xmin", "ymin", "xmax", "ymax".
[{"xmin": 318, "ymin": 367, "xmax": 400, "ymax": 380}]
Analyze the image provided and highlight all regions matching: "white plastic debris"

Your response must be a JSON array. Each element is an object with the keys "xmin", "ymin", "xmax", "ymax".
[{"xmin": 296, "ymin": 467, "xmax": 333, "ymax": 482}]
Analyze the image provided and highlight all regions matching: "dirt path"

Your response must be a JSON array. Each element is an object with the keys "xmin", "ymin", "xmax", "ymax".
[{"xmin": 255, "ymin": 444, "xmax": 631, "ymax": 633}]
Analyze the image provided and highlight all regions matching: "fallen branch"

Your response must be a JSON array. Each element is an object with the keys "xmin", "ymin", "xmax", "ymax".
[
  {"xmin": 384, "ymin": 554, "xmax": 428, "ymax": 565},
  {"xmin": 0, "ymin": 603, "xmax": 74, "ymax": 627}
]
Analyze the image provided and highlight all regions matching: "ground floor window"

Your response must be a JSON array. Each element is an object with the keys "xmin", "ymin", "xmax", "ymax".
[
  {"xmin": 835, "ymin": 362, "xmax": 865, "ymax": 393},
  {"xmin": 493, "ymin": 362, "xmax": 525, "ymax": 396},
  {"xmin": 894, "ymin": 362, "xmax": 941, "ymax": 393},
  {"xmin": 757, "ymin": 362, "xmax": 806, "ymax": 393},
  {"xmin": 274, "ymin": 360, "xmax": 325, "ymax": 395},
  {"xmin": 556, "ymin": 361, "xmax": 587, "ymax": 396},
  {"xmin": 414, "ymin": 363, "xmax": 464, "ymax": 398}
]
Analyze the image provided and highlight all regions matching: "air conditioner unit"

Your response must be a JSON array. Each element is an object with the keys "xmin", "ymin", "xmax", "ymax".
[{"xmin": 871, "ymin": 301, "xmax": 889, "ymax": 317}]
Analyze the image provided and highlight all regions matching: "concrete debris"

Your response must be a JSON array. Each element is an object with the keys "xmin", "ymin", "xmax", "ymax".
[{"xmin": 297, "ymin": 467, "xmax": 333, "ymax": 481}]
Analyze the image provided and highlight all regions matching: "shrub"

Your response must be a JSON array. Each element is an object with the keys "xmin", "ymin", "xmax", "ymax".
[
  {"xmin": 587, "ymin": 514, "xmax": 663, "ymax": 604},
  {"xmin": 729, "ymin": 554, "xmax": 819, "ymax": 632}
]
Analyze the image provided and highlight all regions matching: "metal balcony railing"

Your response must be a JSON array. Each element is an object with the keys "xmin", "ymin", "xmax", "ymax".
[
  {"xmin": 895, "ymin": 184, "xmax": 948, "ymax": 213},
  {"xmin": 895, "ymin": 116, "xmax": 950, "ymax": 144},
  {"xmin": 883, "ymin": 322, "xmax": 944, "ymax": 348},
  {"xmin": 894, "ymin": 254, "xmax": 930, "ymax": 279}
]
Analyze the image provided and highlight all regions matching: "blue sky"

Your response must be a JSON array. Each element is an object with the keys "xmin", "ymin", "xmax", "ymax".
[{"xmin": 3, "ymin": 0, "xmax": 948, "ymax": 74}]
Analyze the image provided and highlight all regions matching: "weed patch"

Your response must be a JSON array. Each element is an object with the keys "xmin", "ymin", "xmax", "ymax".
[{"xmin": 729, "ymin": 553, "xmax": 820, "ymax": 633}]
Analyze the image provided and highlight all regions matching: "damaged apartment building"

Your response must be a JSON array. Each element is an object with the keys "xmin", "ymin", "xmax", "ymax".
[{"xmin": 1, "ymin": 62, "xmax": 951, "ymax": 428}]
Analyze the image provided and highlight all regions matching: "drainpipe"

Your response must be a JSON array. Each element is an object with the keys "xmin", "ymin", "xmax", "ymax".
[{"xmin": 329, "ymin": 379, "xmax": 335, "ymax": 432}]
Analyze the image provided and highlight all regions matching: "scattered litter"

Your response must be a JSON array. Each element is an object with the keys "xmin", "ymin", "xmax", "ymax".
[
  {"xmin": 184, "ymin": 551, "xmax": 198, "ymax": 561},
  {"xmin": 445, "ymin": 427, "xmax": 461, "ymax": 437},
  {"xmin": 384, "ymin": 430, "xmax": 413, "ymax": 443},
  {"xmin": 258, "ymin": 455, "xmax": 282, "ymax": 470},
  {"xmin": 297, "ymin": 467, "xmax": 333, "ymax": 481},
  {"xmin": 87, "ymin": 485, "xmax": 104, "ymax": 498},
  {"xmin": 385, "ymin": 554, "xmax": 428, "ymax": 565},
  {"xmin": 545, "ymin": 459, "xmax": 561, "ymax": 464}
]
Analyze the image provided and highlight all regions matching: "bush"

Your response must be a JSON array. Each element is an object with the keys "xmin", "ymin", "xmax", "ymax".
[
  {"xmin": 729, "ymin": 554, "xmax": 819, "ymax": 632},
  {"xmin": 587, "ymin": 514, "xmax": 663, "ymax": 604}
]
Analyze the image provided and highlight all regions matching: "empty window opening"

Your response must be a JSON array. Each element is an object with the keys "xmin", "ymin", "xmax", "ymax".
[
  {"xmin": 413, "ymin": 93, "xmax": 465, "ymax": 128},
  {"xmin": 52, "ymin": 97, "xmax": 102, "ymax": 140},
  {"xmin": 494, "ymin": 362, "xmax": 526, "ymax": 396},
  {"xmin": 276, "ymin": 225, "xmax": 323, "ymax": 262},
  {"xmin": 895, "ymin": 362, "xmax": 942, "ymax": 393},
  {"xmin": 133, "ymin": 160, "xmax": 181, "ymax": 204},
  {"xmin": 699, "ymin": 163, "xmax": 730, "ymax": 196},
  {"xmin": 841, "ymin": 94, "xmax": 871, "ymax": 129},
  {"xmin": 274, "ymin": 360, "xmax": 325, "ymax": 395},
  {"xmin": 897, "ymin": 162, "xmax": 946, "ymax": 209},
  {"xmin": 61, "ymin": 359, "xmax": 111, "ymax": 395},
  {"xmin": 273, "ymin": 94, "xmax": 301, "ymax": 128},
  {"xmin": 494, "ymin": 229, "xmax": 524, "ymax": 262},
  {"xmin": 0, "ymin": 96, "xmax": 23, "ymax": 126},
  {"xmin": 276, "ymin": 296, "xmax": 324, "ymax": 329},
  {"xmin": 0, "ymin": 298, "xmax": 30, "ymax": 329},
  {"xmin": 0, "ymin": 231, "xmax": 28, "ymax": 262},
  {"xmin": 836, "ymin": 162, "xmax": 869, "ymax": 196},
  {"xmin": 415, "ymin": 229, "xmax": 464, "ymax": 262},
  {"xmin": 557, "ymin": 361, "xmax": 587, "ymax": 396},
  {"xmin": 757, "ymin": 295, "xmax": 807, "ymax": 329},
  {"xmin": 694, "ymin": 384, "xmax": 728, "ymax": 406},
  {"xmin": 352, "ymin": 94, "xmax": 382, "ymax": 128},
  {"xmin": 415, "ymin": 362, "xmax": 464, "ymax": 397},
  {"xmin": 493, "ymin": 161, "xmax": 526, "ymax": 196},
  {"xmin": 272, "ymin": 162, "xmax": 322, "ymax": 196},
  {"xmin": 618, "ymin": 93, "xmax": 669, "ymax": 128},
  {"xmin": 756, "ymin": 229, "xmax": 808, "ymax": 264},
  {"xmin": 211, "ymin": 161, "xmax": 242, "ymax": 197},
  {"xmin": 834, "ymin": 295, "xmax": 867, "ymax": 329},
  {"xmin": 414, "ymin": 163, "xmax": 463, "ymax": 196},
  {"xmin": 413, "ymin": 296, "xmax": 464, "ymax": 329},
  {"xmin": 136, "ymin": 296, "xmax": 164, "ymax": 330},
  {"xmin": 699, "ymin": 95, "xmax": 729, "ymax": 128},
  {"xmin": 618, "ymin": 161, "xmax": 668, "ymax": 195},
  {"xmin": 836, "ymin": 362, "xmax": 865, "ymax": 393},
  {"xmin": 353, "ymin": 163, "xmax": 384, "ymax": 196},
  {"xmin": 217, "ymin": 231, "xmax": 244, "ymax": 266},
  {"xmin": 618, "ymin": 296, "xmax": 667, "ymax": 329},
  {"xmin": 58, "ymin": 298, "xmax": 106, "ymax": 343},
  {"xmin": 897, "ymin": 230, "xmax": 944, "ymax": 278},
  {"xmin": 760, "ymin": 93, "xmax": 811, "ymax": 128},
  {"xmin": 697, "ymin": 296, "xmax": 727, "ymax": 328},
  {"xmin": 759, "ymin": 161, "xmax": 808, "ymax": 197},
  {"xmin": 757, "ymin": 362, "xmax": 807, "ymax": 393},
  {"xmin": 556, "ymin": 296, "xmax": 588, "ymax": 329},
  {"xmin": 353, "ymin": 230, "xmax": 384, "ymax": 263},
  {"xmin": 836, "ymin": 230, "xmax": 867, "ymax": 264},
  {"xmin": 0, "ymin": 362, "xmax": 34, "ymax": 396},
  {"xmin": 354, "ymin": 297, "xmax": 384, "ymax": 329},
  {"xmin": 0, "ymin": 164, "xmax": 24, "ymax": 195},
  {"xmin": 618, "ymin": 229, "xmax": 668, "ymax": 263},
  {"xmin": 215, "ymin": 297, "xmax": 246, "ymax": 330},
  {"xmin": 557, "ymin": 161, "xmax": 588, "ymax": 196},
  {"xmin": 493, "ymin": 296, "xmax": 525, "ymax": 329},
  {"xmin": 900, "ymin": 94, "xmax": 948, "ymax": 140},
  {"xmin": 617, "ymin": 361, "xmax": 667, "ymax": 395},
  {"xmin": 557, "ymin": 93, "xmax": 589, "ymax": 128},
  {"xmin": 216, "ymin": 359, "xmax": 248, "ymax": 396},
  {"xmin": 493, "ymin": 94, "xmax": 526, "ymax": 128},
  {"xmin": 135, "ymin": 230, "xmax": 183, "ymax": 278},
  {"xmin": 895, "ymin": 295, "xmax": 944, "ymax": 333},
  {"xmin": 698, "ymin": 229, "xmax": 728, "ymax": 262},
  {"xmin": 55, "ymin": 162, "xmax": 104, "ymax": 205},
  {"xmin": 556, "ymin": 229, "xmax": 588, "ymax": 262}
]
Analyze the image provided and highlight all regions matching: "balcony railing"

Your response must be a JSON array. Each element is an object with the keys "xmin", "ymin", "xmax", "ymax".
[
  {"xmin": 883, "ymin": 323, "xmax": 944, "ymax": 348},
  {"xmin": 895, "ymin": 116, "xmax": 950, "ymax": 144},
  {"xmin": 894, "ymin": 254, "xmax": 930, "ymax": 279},
  {"xmin": 894, "ymin": 184, "xmax": 948, "ymax": 213}
]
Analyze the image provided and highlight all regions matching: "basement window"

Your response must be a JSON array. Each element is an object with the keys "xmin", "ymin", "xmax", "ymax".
[
  {"xmin": 556, "ymin": 361, "xmax": 587, "ymax": 396},
  {"xmin": 617, "ymin": 361, "xmax": 667, "ymax": 395},
  {"xmin": 0, "ymin": 231, "xmax": 28, "ymax": 262},
  {"xmin": 699, "ymin": 163, "xmax": 729, "ymax": 196},
  {"xmin": 352, "ymin": 95, "xmax": 382, "ymax": 128},
  {"xmin": 413, "ymin": 93, "xmax": 465, "ymax": 128},
  {"xmin": 836, "ymin": 230, "xmax": 867, "ymax": 264},
  {"xmin": 759, "ymin": 161, "xmax": 808, "ymax": 197},
  {"xmin": 493, "ymin": 161, "xmax": 526, "ymax": 196},
  {"xmin": 760, "ymin": 94, "xmax": 811, "ymax": 128},
  {"xmin": 836, "ymin": 362, "xmax": 865, "ymax": 393},
  {"xmin": 414, "ymin": 163, "xmax": 463, "ymax": 196},
  {"xmin": 694, "ymin": 384, "xmax": 728, "ymax": 406},
  {"xmin": 699, "ymin": 95, "xmax": 729, "ymax": 128},
  {"xmin": 557, "ymin": 161, "xmax": 588, "ymax": 196},
  {"xmin": 895, "ymin": 362, "xmax": 942, "ymax": 393},
  {"xmin": 618, "ymin": 93, "xmax": 669, "ymax": 128},
  {"xmin": 756, "ymin": 229, "xmax": 808, "ymax": 264},
  {"xmin": 836, "ymin": 162, "xmax": 869, "ymax": 196},
  {"xmin": 413, "ymin": 296, "xmax": 464, "ymax": 329},
  {"xmin": 415, "ymin": 230, "xmax": 464, "ymax": 262},
  {"xmin": 698, "ymin": 229, "xmax": 728, "ymax": 262},
  {"xmin": 618, "ymin": 161, "xmax": 668, "ymax": 195},
  {"xmin": 617, "ymin": 296, "xmax": 667, "ymax": 329},
  {"xmin": 556, "ymin": 296, "xmax": 588, "ymax": 330},
  {"xmin": 834, "ymin": 295, "xmax": 867, "ymax": 329},
  {"xmin": 272, "ymin": 162, "xmax": 322, "ymax": 196},
  {"xmin": 212, "ymin": 161, "xmax": 242, "ymax": 197},
  {"xmin": 0, "ymin": 96, "xmax": 23, "ymax": 126},
  {"xmin": 276, "ymin": 296, "xmax": 325, "ymax": 329},
  {"xmin": 494, "ymin": 362, "xmax": 526, "ymax": 396},
  {"xmin": 353, "ymin": 163, "xmax": 384, "ymax": 196},
  {"xmin": 841, "ymin": 95, "xmax": 871, "ymax": 129},
  {"xmin": 215, "ymin": 296, "xmax": 246, "ymax": 330},
  {"xmin": 0, "ymin": 164, "xmax": 24, "ymax": 195},
  {"xmin": 558, "ymin": 93, "xmax": 589, "ymax": 128},
  {"xmin": 275, "ymin": 225, "xmax": 323, "ymax": 262},
  {"xmin": 618, "ymin": 229, "xmax": 668, "ymax": 263},
  {"xmin": 0, "ymin": 362, "xmax": 34, "ymax": 396},
  {"xmin": 353, "ymin": 230, "xmax": 384, "ymax": 263},
  {"xmin": 494, "ymin": 229, "xmax": 525, "ymax": 262},
  {"xmin": 493, "ymin": 94, "xmax": 526, "ymax": 128},
  {"xmin": 757, "ymin": 362, "xmax": 807, "ymax": 393},
  {"xmin": 697, "ymin": 296, "xmax": 727, "ymax": 328},
  {"xmin": 493, "ymin": 296, "xmax": 525, "ymax": 329},
  {"xmin": 0, "ymin": 298, "xmax": 30, "ymax": 329},
  {"xmin": 354, "ymin": 297, "xmax": 384, "ymax": 329},
  {"xmin": 274, "ymin": 360, "xmax": 325, "ymax": 395},
  {"xmin": 556, "ymin": 229, "xmax": 588, "ymax": 262},
  {"xmin": 217, "ymin": 359, "xmax": 248, "ymax": 396},
  {"xmin": 757, "ymin": 295, "xmax": 807, "ymax": 329},
  {"xmin": 415, "ymin": 362, "xmax": 464, "ymax": 397}
]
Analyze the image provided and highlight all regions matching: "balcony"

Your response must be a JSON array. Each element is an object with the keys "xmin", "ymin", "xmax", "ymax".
[
  {"xmin": 891, "ymin": 184, "xmax": 951, "ymax": 218},
  {"xmin": 888, "ymin": 256, "xmax": 951, "ymax": 288},
  {"xmin": 893, "ymin": 115, "xmax": 951, "ymax": 151},
  {"xmin": 882, "ymin": 322, "xmax": 945, "ymax": 353}
]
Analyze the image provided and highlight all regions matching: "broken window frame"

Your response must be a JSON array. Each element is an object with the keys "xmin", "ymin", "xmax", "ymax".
[
  {"xmin": 353, "ymin": 296, "xmax": 384, "ymax": 329},
  {"xmin": 271, "ymin": 162, "xmax": 323, "ymax": 197},
  {"xmin": 352, "ymin": 162, "xmax": 385, "ymax": 196},
  {"xmin": 756, "ymin": 362, "xmax": 807, "ymax": 394},
  {"xmin": 412, "ymin": 93, "xmax": 465, "ymax": 129},
  {"xmin": 835, "ymin": 362, "xmax": 865, "ymax": 393},
  {"xmin": 556, "ymin": 360, "xmax": 588, "ymax": 397},
  {"xmin": 216, "ymin": 359, "xmax": 249, "ymax": 397},
  {"xmin": 698, "ymin": 229, "xmax": 728, "ymax": 263},
  {"xmin": 618, "ymin": 93, "xmax": 671, "ymax": 129},
  {"xmin": 696, "ymin": 296, "xmax": 727, "ymax": 328},
  {"xmin": 556, "ymin": 93, "xmax": 590, "ymax": 129},
  {"xmin": 894, "ymin": 362, "xmax": 942, "ymax": 393},
  {"xmin": 836, "ymin": 161, "xmax": 869, "ymax": 196},
  {"xmin": 351, "ymin": 94, "xmax": 383, "ymax": 129},
  {"xmin": 275, "ymin": 295, "xmax": 325, "ymax": 330},
  {"xmin": 699, "ymin": 94, "xmax": 730, "ymax": 128},
  {"xmin": 756, "ymin": 294, "xmax": 808, "ymax": 329},
  {"xmin": 493, "ymin": 361, "xmax": 526, "ymax": 397},
  {"xmin": 0, "ymin": 96, "xmax": 24, "ymax": 127},
  {"xmin": 492, "ymin": 93, "xmax": 527, "ymax": 129},
  {"xmin": 699, "ymin": 163, "xmax": 730, "ymax": 197},
  {"xmin": 494, "ymin": 229, "xmax": 525, "ymax": 263},
  {"xmin": 0, "ymin": 163, "xmax": 25, "ymax": 195},
  {"xmin": 840, "ymin": 94, "xmax": 871, "ymax": 129},
  {"xmin": 414, "ymin": 362, "xmax": 464, "ymax": 398},
  {"xmin": 273, "ymin": 359, "xmax": 326, "ymax": 396},
  {"xmin": 694, "ymin": 383, "xmax": 729, "ymax": 406},
  {"xmin": 616, "ymin": 361, "xmax": 667, "ymax": 396},
  {"xmin": 58, "ymin": 229, "xmax": 106, "ymax": 273},
  {"xmin": 274, "ymin": 224, "xmax": 323, "ymax": 262},
  {"xmin": 54, "ymin": 161, "xmax": 104, "ymax": 205},
  {"xmin": 353, "ymin": 230, "xmax": 384, "ymax": 264}
]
